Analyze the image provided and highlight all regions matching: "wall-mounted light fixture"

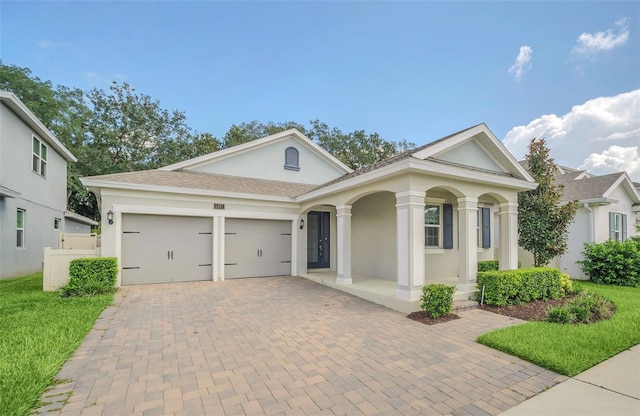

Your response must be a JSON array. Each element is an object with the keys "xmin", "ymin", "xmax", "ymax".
[
  {"xmin": 299, "ymin": 218, "xmax": 305, "ymax": 230},
  {"xmin": 107, "ymin": 210, "xmax": 114, "ymax": 225}
]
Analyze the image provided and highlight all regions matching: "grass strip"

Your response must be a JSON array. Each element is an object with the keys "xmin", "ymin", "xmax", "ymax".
[
  {"xmin": 0, "ymin": 273, "xmax": 113, "ymax": 416},
  {"xmin": 478, "ymin": 282, "xmax": 640, "ymax": 376}
]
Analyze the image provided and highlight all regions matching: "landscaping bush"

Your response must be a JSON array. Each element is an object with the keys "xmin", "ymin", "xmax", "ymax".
[
  {"xmin": 560, "ymin": 273, "xmax": 573, "ymax": 295},
  {"xmin": 61, "ymin": 257, "xmax": 118, "ymax": 297},
  {"xmin": 420, "ymin": 284, "xmax": 456, "ymax": 318},
  {"xmin": 546, "ymin": 291, "xmax": 615, "ymax": 324},
  {"xmin": 579, "ymin": 239, "xmax": 640, "ymax": 287},
  {"xmin": 477, "ymin": 260, "xmax": 522, "ymax": 272},
  {"xmin": 476, "ymin": 267, "xmax": 563, "ymax": 306}
]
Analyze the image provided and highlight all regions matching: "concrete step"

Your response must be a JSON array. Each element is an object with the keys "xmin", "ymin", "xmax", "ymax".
[{"xmin": 452, "ymin": 299, "xmax": 479, "ymax": 313}]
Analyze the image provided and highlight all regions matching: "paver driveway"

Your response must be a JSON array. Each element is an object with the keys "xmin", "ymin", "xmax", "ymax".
[{"xmin": 39, "ymin": 276, "xmax": 565, "ymax": 416}]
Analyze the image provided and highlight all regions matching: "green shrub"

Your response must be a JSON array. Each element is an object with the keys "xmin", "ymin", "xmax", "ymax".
[
  {"xmin": 476, "ymin": 267, "xmax": 563, "ymax": 306},
  {"xmin": 546, "ymin": 306, "xmax": 573, "ymax": 324},
  {"xmin": 61, "ymin": 257, "xmax": 118, "ymax": 297},
  {"xmin": 421, "ymin": 284, "xmax": 456, "ymax": 318},
  {"xmin": 477, "ymin": 260, "xmax": 522, "ymax": 272},
  {"xmin": 546, "ymin": 291, "xmax": 615, "ymax": 324},
  {"xmin": 560, "ymin": 273, "xmax": 573, "ymax": 295},
  {"xmin": 579, "ymin": 239, "xmax": 640, "ymax": 287}
]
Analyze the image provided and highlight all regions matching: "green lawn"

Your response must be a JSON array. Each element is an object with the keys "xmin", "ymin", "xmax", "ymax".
[
  {"xmin": 0, "ymin": 273, "xmax": 113, "ymax": 416},
  {"xmin": 478, "ymin": 282, "xmax": 640, "ymax": 377}
]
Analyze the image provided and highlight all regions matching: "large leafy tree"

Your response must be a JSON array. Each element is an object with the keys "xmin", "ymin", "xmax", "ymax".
[
  {"xmin": 221, "ymin": 119, "xmax": 415, "ymax": 170},
  {"xmin": 518, "ymin": 138, "xmax": 578, "ymax": 266}
]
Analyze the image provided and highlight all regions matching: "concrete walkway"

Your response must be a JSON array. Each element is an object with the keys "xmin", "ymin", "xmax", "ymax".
[
  {"xmin": 38, "ymin": 276, "xmax": 566, "ymax": 415},
  {"xmin": 500, "ymin": 344, "xmax": 640, "ymax": 416}
]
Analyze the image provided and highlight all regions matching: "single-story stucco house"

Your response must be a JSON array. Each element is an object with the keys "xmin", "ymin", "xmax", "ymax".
[
  {"xmin": 519, "ymin": 164, "xmax": 640, "ymax": 279},
  {"xmin": 82, "ymin": 124, "xmax": 536, "ymax": 311}
]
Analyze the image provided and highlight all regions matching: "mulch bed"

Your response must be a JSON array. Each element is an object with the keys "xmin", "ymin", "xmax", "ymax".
[
  {"xmin": 478, "ymin": 295, "xmax": 576, "ymax": 321},
  {"xmin": 407, "ymin": 311, "xmax": 460, "ymax": 325},
  {"xmin": 408, "ymin": 295, "xmax": 578, "ymax": 325}
]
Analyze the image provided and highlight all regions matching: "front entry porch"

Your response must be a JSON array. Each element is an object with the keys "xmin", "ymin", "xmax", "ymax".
[{"xmin": 300, "ymin": 270, "xmax": 478, "ymax": 314}]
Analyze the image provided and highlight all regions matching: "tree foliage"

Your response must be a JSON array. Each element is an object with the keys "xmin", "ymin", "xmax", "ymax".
[
  {"xmin": 518, "ymin": 138, "xmax": 578, "ymax": 267},
  {"xmin": 1, "ymin": 62, "xmax": 415, "ymax": 221}
]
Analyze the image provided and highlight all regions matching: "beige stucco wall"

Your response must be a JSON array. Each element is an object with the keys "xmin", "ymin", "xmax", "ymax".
[
  {"xmin": 351, "ymin": 192, "xmax": 397, "ymax": 281},
  {"xmin": 191, "ymin": 137, "xmax": 344, "ymax": 185}
]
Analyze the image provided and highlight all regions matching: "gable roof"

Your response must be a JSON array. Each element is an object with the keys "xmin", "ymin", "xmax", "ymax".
[
  {"xmin": 0, "ymin": 90, "xmax": 77, "ymax": 162},
  {"xmin": 320, "ymin": 123, "xmax": 533, "ymax": 188},
  {"xmin": 82, "ymin": 170, "xmax": 320, "ymax": 200},
  {"xmin": 519, "ymin": 160, "xmax": 640, "ymax": 204},
  {"xmin": 159, "ymin": 128, "xmax": 352, "ymax": 174}
]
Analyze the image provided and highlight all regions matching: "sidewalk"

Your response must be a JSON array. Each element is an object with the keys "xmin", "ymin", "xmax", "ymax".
[{"xmin": 500, "ymin": 344, "xmax": 640, "ymax": 416}]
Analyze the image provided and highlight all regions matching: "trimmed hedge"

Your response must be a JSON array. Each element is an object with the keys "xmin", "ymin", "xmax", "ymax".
[
  {"xmin": 421, "ymin": 284, "xmax": 456, "ymax": 318},
  {"xmin": 61, "ymin": 257, "xmax": 118, "ymax": 297},
  {"xmin": 579, "ymin": 239, "xmax": 640, "ymax": 287},
  {"xmin": 477, "ymin": 260, "xmax": 522, "ymax": 272},
  {"xmin": 477, "ymin": 267, "xmax": 563, "ymax": 306}
]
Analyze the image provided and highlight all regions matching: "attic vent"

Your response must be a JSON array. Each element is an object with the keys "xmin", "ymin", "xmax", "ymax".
[{"xmin": 284, "ymin": 147, "xmax": 300, "ymax": 171}]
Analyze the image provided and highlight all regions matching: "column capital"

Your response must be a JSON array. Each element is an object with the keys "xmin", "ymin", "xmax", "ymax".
[
  {"xmin": 456, "ymin": 197, "xmax": 478, "ymax": 210},
  {"xmin": 336, "ymin": 205, "xmax": 352, "ymax": 216},
  {"xmin": 395, "ymin": 190, "xmax": 426, "ymax": 207},
  {"xmin": 499, "ymin": 202, "xmax": 518, "ymax": 214}
]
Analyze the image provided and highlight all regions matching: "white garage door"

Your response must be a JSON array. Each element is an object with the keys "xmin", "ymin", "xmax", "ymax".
[
  {"xmin": 121, "ymin": 214, "xmax": 213, "ymax": 285},
  {"xmin": 225, "ymin": 219, "xmax": 292, "ymax": 278}
]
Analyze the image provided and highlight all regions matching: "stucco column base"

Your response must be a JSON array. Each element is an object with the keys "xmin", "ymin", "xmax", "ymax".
[
  {"xmin": 336, "ymin": 276, "xmax": 353, "ymax": 285},
  {"xmin": 396, "ymin": 287, "xmax": 422, "ymax": 301}
]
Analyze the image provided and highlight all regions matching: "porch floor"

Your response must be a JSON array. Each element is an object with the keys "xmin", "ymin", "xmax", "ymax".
[{"xmin": 300, "ymin": 271, "xmax": 478, "ymax": 314}]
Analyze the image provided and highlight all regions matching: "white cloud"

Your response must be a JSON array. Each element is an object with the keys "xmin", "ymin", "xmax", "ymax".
[
  {"xmin": 503, "ymin": 89, "xmax": 640, "ymax": 181},
  {"xmin": 508, "ymin": 45, "xmax": 533, "ymax": 81},
  {"xmin": 579, "ymin": 146, "xmax": 640, "ymax": 179},
  {"xmin": 36, "ymin": 40, "xmax": 64, "ymax": 48},
  {"xmin": 572, "ymin": 18, "xmax": 630, "ymax": 57}
]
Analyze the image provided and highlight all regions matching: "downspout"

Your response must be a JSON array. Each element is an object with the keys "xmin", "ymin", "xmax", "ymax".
[{"xmin": 584, "ymin": 203, "xmax": 594, "ymax": 243}]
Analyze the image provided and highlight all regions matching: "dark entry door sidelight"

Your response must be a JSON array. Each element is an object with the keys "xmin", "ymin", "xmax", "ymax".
[{"xmin": 307, "ymin": 211, "xmax": 330, "ymax": 269}]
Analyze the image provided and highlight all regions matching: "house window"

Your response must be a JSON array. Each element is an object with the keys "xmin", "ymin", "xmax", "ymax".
[
  {"xmin": 477, "ymin": 207, "xmax": 491, "ymax": 249},
  {"xmin": 609, "ymin": 212, "xmax": 627, "ymax": 242},
  {"xmin": 32, "ymin": 136, "xmax": 47, "ymax": 177},
  {"xmin": 17, "ymin": 209, "xmax": 25, "ymax": 248},
  {"xmin": 425, "ymin": 204, "xmax": 440, "ymax": 247},
  {"xmin": 54, "ymin": 218, "xmax": 61, "ymax": 230},
  {"xmin": 284, "ymin": 147, "xmax": 300, "ymax": 171}
]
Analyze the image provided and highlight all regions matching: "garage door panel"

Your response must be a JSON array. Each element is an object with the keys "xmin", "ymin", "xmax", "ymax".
[
  {"xmin": 122, "ymin": 214, "xmax": 213, "ymax": 285},
  {"xmin": 224, "ymin": 219, "xmax": 292, "ymax": 279}
]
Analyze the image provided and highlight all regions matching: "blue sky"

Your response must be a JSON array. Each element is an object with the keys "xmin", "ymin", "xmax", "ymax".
[{"xmin": 2, "ymin": 1, "xmax": 639, "ymax": 180}]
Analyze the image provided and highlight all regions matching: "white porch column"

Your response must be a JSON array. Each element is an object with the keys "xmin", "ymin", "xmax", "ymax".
[
  {"xmin": 395, "ymin": 191, "xmax": 426, "ymax": 301},
  {"xmin": 499, "ymin": 202, "xmax": 519, "ymax": 270},
  {"xmin": 457, "ymin": 197, "xmax": 478, "ymax": 283},
  {"xmin": 336, "ymin": 205, "xmax": 352, "ymax": 285}
]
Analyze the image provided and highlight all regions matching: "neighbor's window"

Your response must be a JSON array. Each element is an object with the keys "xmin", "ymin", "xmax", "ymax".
[
  {"xmin": 32, "ymin": 136, "xmax": 47, "ymax": 177},
  {"xmin": 425, "ymin": 204, "xmax": 441, "ymax": 247},
  {"xmin": 54, "ymin": 218, "xmax": 61, "ymax": 230},
  {"xmin": 284, "ymin": 147, "xmax": 300, "ymax": 171},
  {"xmin": 17, "ymin": 209, "xmax": 25, "ymax": 248},
  {"xmin": 610, "ymin": 212, "xmax": 627, "ymax": 242}
]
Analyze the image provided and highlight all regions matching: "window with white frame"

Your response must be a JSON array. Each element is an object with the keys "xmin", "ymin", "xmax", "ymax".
[
  {"xmin": 54, "ymin": 218, "xmax": 61, "ymax": 230},
  {"xmin": 17, "ymin": 209, "xmax": 25, "ymax": 248},
  {"xmin": 425, "ymin": 204, "xmax": 441, "ymax": 247},
  {"xmin": 609, "ymin": 212, "xmax": 627, "ymax": 242},
  {"xmin": 32, "ymin": 136, "xmax": 47, "ymax": 177},
  {"xmin": 477, "ymin": 207, "xmax": 491, "ymax": 249},
  {"xmin": 284, "ymin": 147, "xmax": 300, "ymax": 171}
]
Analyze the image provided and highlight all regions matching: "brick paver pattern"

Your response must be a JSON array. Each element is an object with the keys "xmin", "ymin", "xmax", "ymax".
[{"xmin": 38, "ymin": 277, "xmax": 566, "ymax": 416}]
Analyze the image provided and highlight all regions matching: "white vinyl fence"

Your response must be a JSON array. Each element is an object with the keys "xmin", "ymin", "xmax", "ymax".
[{"xmin": 43, "ymin": 247, "xmax": 101, "ymax": 291}]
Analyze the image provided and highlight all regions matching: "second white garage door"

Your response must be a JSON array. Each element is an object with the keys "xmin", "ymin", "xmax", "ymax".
[
  {"xmin": 225, "ymin": 219, "xmax": 292, "ymax": 278},
  {"xmin": 121, "ymin": 214, "xmax": 213, "ymax": 285}
]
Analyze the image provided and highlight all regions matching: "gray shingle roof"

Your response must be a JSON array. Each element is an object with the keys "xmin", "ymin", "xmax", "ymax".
[
  {"xmin": 555, "ymin": 172, "xmax": 623, "ymax": 201},
  {"xmin": 85, "ymin": 170, "xmax": 320, "ymax": 198}
]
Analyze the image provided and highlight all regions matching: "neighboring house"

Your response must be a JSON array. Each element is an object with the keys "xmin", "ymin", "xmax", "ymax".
[
  {"xmin": 519, "ymin": 164, "xmax": 640, "ymax": 279},
  {"xmin": 64, "ymin": 210, "xmax": 99, "ymax": 234},
  {"xmin": 82, "ymin": 123, "xmax": 535, "ymax": 308},
  {"xmin": 0, "ymin": 91, "xmax": 77, "ymax": 279}
]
